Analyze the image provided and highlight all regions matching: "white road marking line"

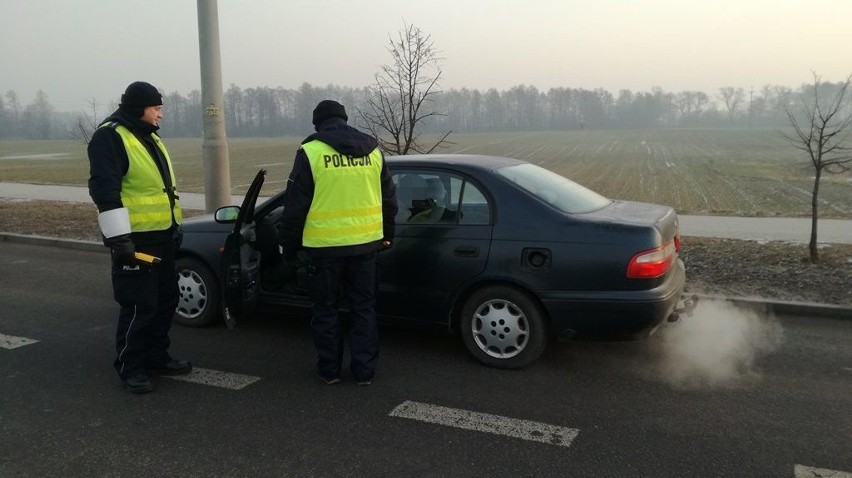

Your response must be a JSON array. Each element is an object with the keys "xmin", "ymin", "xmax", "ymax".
[
  {"xmin": 389, "ymin": 400, "xmax": 579, "ymax": 448},
  {"xmin": 163, "ymin": 367, "xmax": 261, "ymax": 390},
  {"xmin": 0, "ymin": 333, "xmax": 39, "ymax": 350},
  {"xmin": 842, "ymin": 367, "xmax": 852, "ymax": 373},
  {"xmin": 795, "ymin": 464, "xmax": 852, "ymax": 477}
]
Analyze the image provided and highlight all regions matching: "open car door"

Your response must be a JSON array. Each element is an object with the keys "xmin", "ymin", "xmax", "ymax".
[{"xmin": 220, "ymin": 169, "xmax": 266, "ymax": 329}]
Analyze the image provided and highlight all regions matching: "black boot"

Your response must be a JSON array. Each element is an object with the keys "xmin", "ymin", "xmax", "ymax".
[
  {"xmin": 123, "ymin": 373, "xmax": 154, "ymax": 394},
  {"xmin": 147, "ymin": 359, "xmax": 192, "ymax": 376}
]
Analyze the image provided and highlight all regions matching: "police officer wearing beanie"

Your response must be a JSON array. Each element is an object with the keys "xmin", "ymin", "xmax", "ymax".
[
  {"xmin": 279, "ymin": 100, "xmax": 398, "ymax": 385},
  {"xmin": 88, "ymin": 81, "xmax": 191, "ymax": 394}
]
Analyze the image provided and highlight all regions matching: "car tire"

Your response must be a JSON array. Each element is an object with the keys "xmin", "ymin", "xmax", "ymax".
[
  {"xmin": 175, "ymin": 256, "xmax": 221, "ymax": 327},
  {"xmin": 459, "ymin": 285, "xmax": 548, "ymax": 369}
]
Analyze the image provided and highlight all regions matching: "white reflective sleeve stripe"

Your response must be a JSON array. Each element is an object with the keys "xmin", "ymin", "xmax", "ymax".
[{"xmin": 97, "ymin": 207, "xmax": 132, "ymax": 238}]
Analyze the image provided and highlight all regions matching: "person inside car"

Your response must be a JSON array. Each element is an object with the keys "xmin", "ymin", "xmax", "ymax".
[{"xmin": 409, "ymin": 178, "xmax": 447, "ymax": 224}]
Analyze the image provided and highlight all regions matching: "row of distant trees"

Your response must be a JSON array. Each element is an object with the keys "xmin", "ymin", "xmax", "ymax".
[
  {"xmin": 0, "ymin": 90, "xmax": 56, "ymax": 140},
  {"xmin": 1, "ymin": 81, "xmax": 848, "ymax": 140}
]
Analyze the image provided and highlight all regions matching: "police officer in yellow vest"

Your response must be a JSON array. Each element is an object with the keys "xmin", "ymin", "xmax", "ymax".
[
  {"xmin": 279, "ymin": 100, "xmax": 398, "ymax": 385},
  {"xmin": 87, "ymin": 81, "xmax": 191, "ymax": 394}
]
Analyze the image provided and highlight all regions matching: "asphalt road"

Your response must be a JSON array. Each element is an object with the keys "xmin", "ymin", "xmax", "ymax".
[
  {"xmin": 1, "ymin": 241, "xmax": 851, "ymax": 477},
  {"xmin": 2, "ymin": 181, "xmax": 851, "ymax": 244}
]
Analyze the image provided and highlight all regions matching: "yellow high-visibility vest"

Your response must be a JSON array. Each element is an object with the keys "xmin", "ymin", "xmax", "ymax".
[
  {"xmin": 301, "ymin": 140, "xmax": 383, "ymax": 247},
  {"xmin": 102, "ymin": 122, "xmax": 182, "ymax": 232}
]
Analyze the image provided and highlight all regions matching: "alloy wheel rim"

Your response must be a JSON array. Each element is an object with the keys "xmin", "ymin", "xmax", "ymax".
[
  {"xmin": 471, "ymin": 299, "xmax": 528, "ymax": 359},
  {"xmin": 177, "ymin": 269, "xmax": 208, "ymax": 319}
]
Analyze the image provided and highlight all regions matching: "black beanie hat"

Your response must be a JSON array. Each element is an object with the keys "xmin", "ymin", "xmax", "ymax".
[
  {"xmin": 120, "ymin": 81, "xmax": 163, "ymax": 109},
  {"xmin": 312, "ymin": 100, "xmax": 348, "ymax": 126}
]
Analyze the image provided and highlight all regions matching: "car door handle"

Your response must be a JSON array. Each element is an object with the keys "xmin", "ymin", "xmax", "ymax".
[{"xmin": 454, "ymin": 246, "xmax": 479, "ymax": 257}]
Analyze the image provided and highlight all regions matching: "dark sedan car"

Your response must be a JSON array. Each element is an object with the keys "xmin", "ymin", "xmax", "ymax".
[{"xmin": 174, "ymin": 154, "xmax": 690, "ymax": 369}]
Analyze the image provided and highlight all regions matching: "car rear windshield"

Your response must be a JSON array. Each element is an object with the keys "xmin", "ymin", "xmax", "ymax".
[{"xmin": 496, "ymin": 163, "xmax": 612, "ymax": 214}]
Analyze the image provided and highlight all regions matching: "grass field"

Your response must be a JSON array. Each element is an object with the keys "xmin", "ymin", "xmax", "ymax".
[{"xmin": 1, "ymin": 129, "xmax": 850, "ymax": 218}]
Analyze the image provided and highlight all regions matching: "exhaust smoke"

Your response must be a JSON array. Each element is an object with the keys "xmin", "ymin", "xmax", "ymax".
[{"xmin": 650, "ymin": 299, "xmax": 784, "ymax": 390}]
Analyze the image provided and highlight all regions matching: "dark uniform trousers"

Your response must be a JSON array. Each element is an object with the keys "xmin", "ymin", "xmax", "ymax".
[
  {"xmin": 310, "ymin": 251, "xmax": 378, "ymax": 381},
  {"xmin": 112, "ymin": 240, "xmax": 178, "ymax": 379}
]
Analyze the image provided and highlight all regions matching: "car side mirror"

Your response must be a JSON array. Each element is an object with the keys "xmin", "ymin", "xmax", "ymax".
[{"xmin": 214, "ymin": 206, "xmax": 240, "ymax": 223}]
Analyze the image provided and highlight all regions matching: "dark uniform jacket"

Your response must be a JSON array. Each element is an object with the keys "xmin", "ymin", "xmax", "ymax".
[
  {"xmin": 280, "ymin": 118, "xmax": 398, "ymax": 259},
  {"xmin": 87, "ymin": 109, "xmax": 178, "ymax": 246}
]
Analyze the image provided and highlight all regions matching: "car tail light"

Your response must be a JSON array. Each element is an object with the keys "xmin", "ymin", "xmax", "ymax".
[{"xmin": 626, "ymin": 240, "xmax": 677, "ymax": 279}]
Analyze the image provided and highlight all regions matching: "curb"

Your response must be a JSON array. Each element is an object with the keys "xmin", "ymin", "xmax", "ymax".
[
  {"xmin": 2, "ymin": 232, "xmax": 850, "ymax": 320},
  {"xmin": 692, "ymin": 294, "xmax": 852, "ymax": 320},
  {"xmin": 1, "ymin": 232, "xmax": 105, "ymax": 253}
]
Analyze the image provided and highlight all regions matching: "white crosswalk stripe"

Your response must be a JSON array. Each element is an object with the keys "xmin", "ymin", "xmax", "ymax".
[
  {"xmin": 389, "ymin": 400, "xmax": 579, "ymax": 447},
  {"xmin": 0, "ymin": 333, "xmax": 39, "ymax": 350},
  {"xmin": 163, "ymin": 367, "xmax": 261, "ymax": 390},
  {"xmin": 795, "ymin": 464, "xmax": 852, "ymax": 477}
]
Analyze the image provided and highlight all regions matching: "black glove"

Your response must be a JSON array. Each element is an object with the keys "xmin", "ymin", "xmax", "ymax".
[
  {"xmin": 105, "ymin": 234, "xmax": 136, "ymax": 266},
  {"xmin": 174, "ymin": 225, "xmax": 184, "ymax": 248}
]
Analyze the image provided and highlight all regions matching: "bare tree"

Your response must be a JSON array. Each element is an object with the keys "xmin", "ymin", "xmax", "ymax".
[
  {"xmin": 675, "ymin": 91, "xmax": 709, "ymax": 125},
  {"xmin": 784, "ymin": 72, "xmax": 852, "ymax": 263},
  {"xmin": 72, "ymin": 97, "xmax": 100, "ymax": 144},
  {"xmin": 359, "ymin": 22, "xmax": 452, "ymax": 155},
  {"xmin": 24, "ymin": 90, "xmax": 55, "ymax": 139},
  {"xmin": 718, "ymin": 86, "xmax": 746, "ymax": 122},
  {"xmin": 4, "ymin": 90, "xmax": 21, "ymax": 138}
]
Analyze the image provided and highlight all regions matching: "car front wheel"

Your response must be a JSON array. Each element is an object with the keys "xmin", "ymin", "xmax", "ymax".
[
  {"xmin": 175, "ymin": 256, "xmax": 221, "ymax": 327},
  {"xmin": 459, "ymin": 285, "xmax": 548, "ymax": 369}
]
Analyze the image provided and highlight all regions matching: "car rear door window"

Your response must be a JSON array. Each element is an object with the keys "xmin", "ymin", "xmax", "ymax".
[{"xmin": 454, "ymin": 177, "xmax": 490, "ymax": 225}]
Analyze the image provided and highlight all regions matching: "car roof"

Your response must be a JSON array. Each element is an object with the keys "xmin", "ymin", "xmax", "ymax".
[{"xmin": 385, "ymin": 154, "xmax": 525, "ymax": 171}]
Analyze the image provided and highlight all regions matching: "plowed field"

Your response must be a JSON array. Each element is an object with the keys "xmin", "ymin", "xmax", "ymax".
[{"xmin": 2, "ymin": 129, "xmax": 850, "ymax": 218}]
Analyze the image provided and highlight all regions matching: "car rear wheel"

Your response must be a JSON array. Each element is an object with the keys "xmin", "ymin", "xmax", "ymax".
[
  {"xmin": 175, "ymin": 256, "xmax": 220, "ymax": 327},
  {"xmin": 459, "ymin": 285, "xmax": 548, "ymax": 369}
]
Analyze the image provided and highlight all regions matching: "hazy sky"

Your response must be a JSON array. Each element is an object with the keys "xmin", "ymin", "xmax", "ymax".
[{"xmin": 2, "ymin": 0, "xmax": 851, "ymax": 112}]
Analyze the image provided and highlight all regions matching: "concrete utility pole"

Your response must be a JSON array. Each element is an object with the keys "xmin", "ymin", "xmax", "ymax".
[{"xmin": 196, "ymin": 0, "xmax": 232, "ymax": 212}]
